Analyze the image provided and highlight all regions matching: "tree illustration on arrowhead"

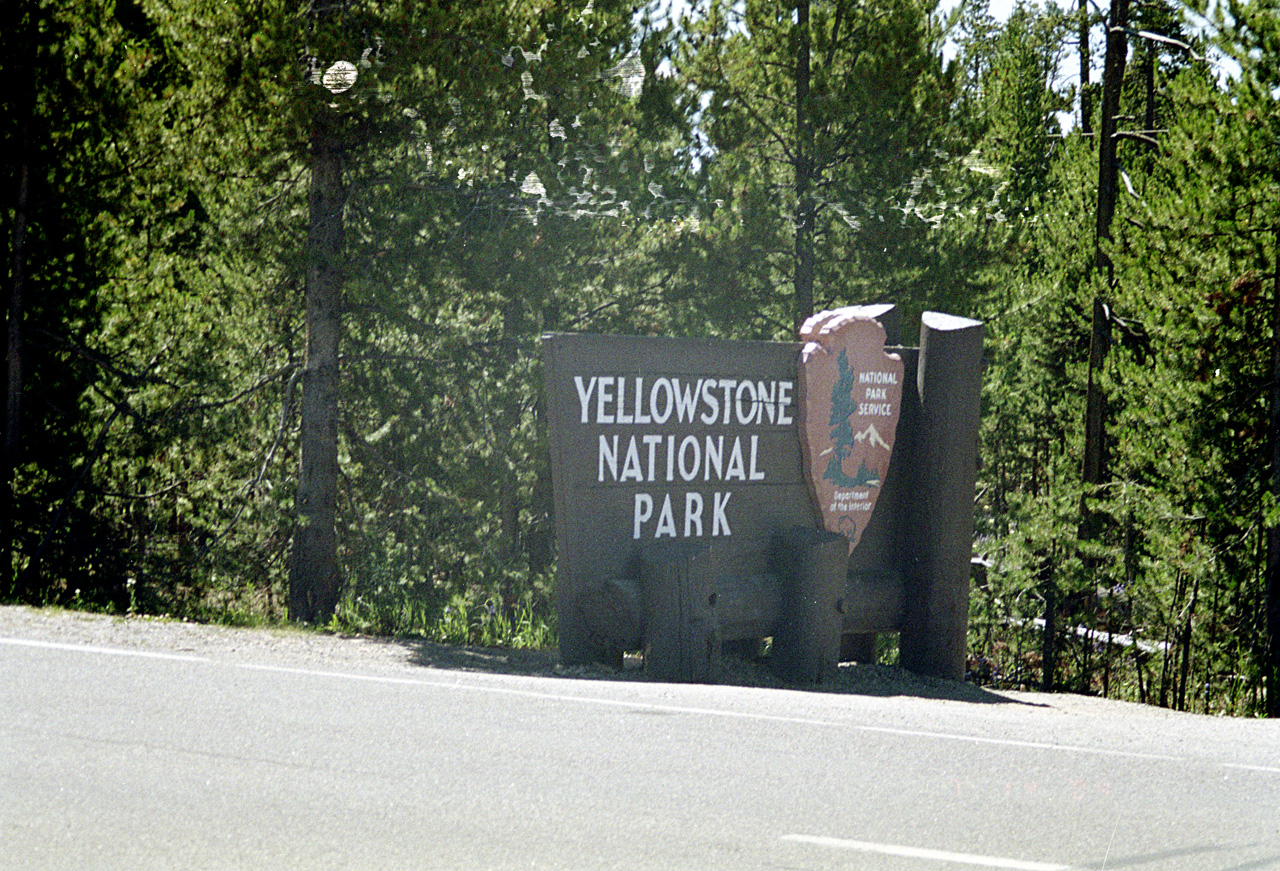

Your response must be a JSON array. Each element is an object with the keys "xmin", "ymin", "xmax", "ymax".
[
  {"xmin": 850, "ymin": 458, "xmax": 879, "ymax": 487},
  {"xmin": 823, "ymin": 347, "xmax": 868, "ymax": 488},
  {"xmin": 797, "ymin": 307, "xmax": 903, "ymax": 553}
]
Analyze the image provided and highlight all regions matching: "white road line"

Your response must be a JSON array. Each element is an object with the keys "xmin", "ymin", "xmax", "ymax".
[
  {"xmin": 1, "ymin": 635, "xmax": 1272, "ymax": 772},
  {"xmin": 781, "ymin": 834, "xmax": 1074, "ymax": 870},
  {"xmin": 1221, "ymin": 762, "xmax": 1280, "ymax": 774},
  {"xmin": 0, "ymin": 636, "xmax": 209, "ymax": 663},
  {"xmin": 240, "ymin": 660, "xmax": 850, "ymax": 727},
  {"xmin": 847, "ymin": 724, "xmax": 1182, "ymax": 762}
]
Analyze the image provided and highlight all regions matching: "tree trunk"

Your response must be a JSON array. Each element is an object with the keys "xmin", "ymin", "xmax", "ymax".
[
  {"xmin": 1081, "ymin": 297, "xmax": 1110, "ymax": 489},
  {"xmin": 1268, "ymin": 226, "xmax": 1280, "ymax": 716},
  {"xmin": 1177, "ymin": 574, "xmax": 1199, "ymax": 712},
  {"xmin": 499, "ymin": 297, "xmax": 522, "ymax": 564},
  {"xmin": 1094, "ymin": 0, "xmax": 1129, "ymax": 274},
  {"xmin": 1078, "ymin": 0, "xmax": 1092, "ymax": 136},
  {"xmin": 289, "ymin": 118, "xmax": 345, "ymax": 624},
  {"xmin": 792, "ymin": 0, "xmax": 815, "ymax": 331},
  {"xmin": 1040, "ymin": 556, "xmax": 1056, "ymax": 692},
  {"xmin": 4, "ymin": 149, "xmax": 28, "ymax": 595},
  {"xmin": 1143, "ymin": 43, "xmax": 1156, "ymax": 153},
  {"xmin": 1079, "ymin": 0, "xmax": 1127, "ymax": 549},
  {"xmin": 3, "ymin": 13, "xmax": 38, "ymax": 596},
  {"xmin": 1079, "ymin": 299, "xmax": 1110, "ymax": 543}
]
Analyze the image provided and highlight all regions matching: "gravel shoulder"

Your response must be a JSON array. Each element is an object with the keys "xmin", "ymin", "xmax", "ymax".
[{"xmin": 0, "ymin": 604, "xmax": 1200, "ymax": 720}]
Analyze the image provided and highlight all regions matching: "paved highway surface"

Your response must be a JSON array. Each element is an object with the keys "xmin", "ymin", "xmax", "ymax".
[{"xmin": 2, "ymin": 607, "xmax": 1278, "ymax": 870}]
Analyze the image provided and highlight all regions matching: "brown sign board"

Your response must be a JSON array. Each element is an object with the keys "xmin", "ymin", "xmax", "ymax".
[
  {"xmin": 542, "ymin": 333, "xmax": 814, "ymax": 574},
  {"xmin": 542, "ymin": 308, "xmax": 983, "ymax": 683}
]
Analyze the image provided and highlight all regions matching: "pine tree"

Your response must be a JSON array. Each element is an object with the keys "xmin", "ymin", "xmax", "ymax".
[
  {"xmin": 671, "ymin": 0, "xmax": 955, "ymax": 335},
  {"xmin": 3, "ymin": 0, "xmax": 174, "ymax": 603},
  {"xmin": 144, "ymin": 0, "xmax": 662, "ymax": 624}
]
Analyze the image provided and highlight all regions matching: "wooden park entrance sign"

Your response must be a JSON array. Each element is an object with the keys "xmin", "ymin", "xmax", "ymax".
[{"xmin": 542, "ymin": 305, "xmax": 982, "ymax": 683}]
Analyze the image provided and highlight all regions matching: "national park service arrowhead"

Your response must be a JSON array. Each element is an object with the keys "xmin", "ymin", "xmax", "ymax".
[{"xmin": 797, "ymin": 309, "xmax": 904, "ymax": 553}]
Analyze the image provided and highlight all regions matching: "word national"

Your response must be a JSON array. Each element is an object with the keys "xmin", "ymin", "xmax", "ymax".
[{"xmin": 597, "ymin": 434, "xmax": 766, "ymax": 484}]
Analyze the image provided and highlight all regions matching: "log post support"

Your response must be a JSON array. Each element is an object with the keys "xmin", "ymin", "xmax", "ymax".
[
  {"xmin": 770, "ymin": 527, "xmax": 847, "ymax": 683},
  {"xmin": 899, "ymin": 312, "xmax": 984, "ymax": 681},
  {"xmin": 641, "ymin": 541, "xmax": 722, "ymax": 683}
]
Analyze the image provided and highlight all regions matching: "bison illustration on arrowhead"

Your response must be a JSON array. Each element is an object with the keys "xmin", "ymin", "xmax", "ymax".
[{"xmin": 797, "ymin": 309, "xmax": 904, "ymax": 553}]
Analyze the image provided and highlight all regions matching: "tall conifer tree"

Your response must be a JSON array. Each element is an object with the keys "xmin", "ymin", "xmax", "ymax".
[{"xmin": 673, "ymin": 0, "xmax": 953, "ymax": 335}]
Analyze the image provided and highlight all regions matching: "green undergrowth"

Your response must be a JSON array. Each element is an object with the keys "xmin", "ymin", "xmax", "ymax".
[
  {"xmin": 328, "ymin": 584, "xmax": 557, "ymax": 650},
  {"xmin": 5, "ymin": 573, "xmax": 559, "ymax": 653}
]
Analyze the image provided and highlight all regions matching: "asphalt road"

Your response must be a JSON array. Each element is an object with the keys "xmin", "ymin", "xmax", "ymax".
[{"xmin": 2, "ymin": 609, "xmax": 1279, "ymax": 870}]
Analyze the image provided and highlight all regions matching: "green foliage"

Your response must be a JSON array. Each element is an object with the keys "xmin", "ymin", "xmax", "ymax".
[
  {"xmin": 334, "ymin": 582, "xmax": 555, "ymax": 650},
  {"xmin": 966, "ymin": 0, "xmax": 1279, "ymax": 714},
  {"xmin": 3, "ymin": 0, "xmax": 180, "ymax": 605},
  {"xmin": 7, "ymin": 0, "xmax": 1280, "ymax": 713},
  {"xmin": 660, "ymin": 0, "xmax": 958, "ymax": 335},
  {"xmin": 974, "ymin": 2, "xmax": 1073, "ymax": 205},
  {"xmin": 6, "ymin": 0, "xmax": 665, "ymax": 632}
]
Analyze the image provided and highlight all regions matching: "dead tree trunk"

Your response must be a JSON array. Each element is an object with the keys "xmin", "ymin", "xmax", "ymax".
[
  {"xmin": 1094, "ymin": 0, "xmax": 1129, "ymax": 275},
  {"xmin": 792, "ymin": 0, "xmax": 815, "ymax": 330},
  {"xmin": 1268, "ymin": 226, "xmax": 1280, "ymax": 717},
  {"xmin": 1078, "ymin": 0, "xmax": 1092, "ymax": 135},
  {"xmin": 1079, "ymin": 0, "xmax": 1128, "ymax": 547},
  {"xmin": 289, "ymin": 116, "xmax": 345, "ymax": 624}
]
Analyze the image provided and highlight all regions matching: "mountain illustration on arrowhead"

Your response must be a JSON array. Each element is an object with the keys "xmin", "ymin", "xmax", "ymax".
[{"xmin": 853, "ymin": 423, "xmax": 891, "ymax": 452}]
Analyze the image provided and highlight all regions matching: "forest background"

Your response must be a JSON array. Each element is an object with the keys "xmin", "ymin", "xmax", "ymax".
[{"xmin": 4, "ymin": 0, "xmax": 1279, "ymax": 715}]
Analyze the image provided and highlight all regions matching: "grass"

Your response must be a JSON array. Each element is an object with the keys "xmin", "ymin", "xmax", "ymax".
[
  {"xmin": 8, "ymin": 566, "xmax": 559, "ymax": 654},
  {"xmin": 329, "ymin": 585, "xmax": 557, "ymax": 650}
]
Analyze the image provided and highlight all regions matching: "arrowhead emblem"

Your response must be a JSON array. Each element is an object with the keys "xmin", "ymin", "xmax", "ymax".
[{"xmin": 797, "ymin": 309, "xmax": 904, "ymax": 552}]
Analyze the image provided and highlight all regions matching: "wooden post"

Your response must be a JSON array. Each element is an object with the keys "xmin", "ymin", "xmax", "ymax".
[
  {"xmin": 575, "ymin": 577, "xmax": 644, "ymax": 670},
  {"xmin": 840, "ymin": 633, "xmax": 877, "ymax": 664},
  {"xmin": 641, "ymin": 541, "xmax": 721, "ymax": 683},
  {"xmin": 771, "ymin": 527, "xmax": 847, "ymax": 683},
  {"xmin": 899, "ymin": 312, "xmax": 983, "ymax": 681}
]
